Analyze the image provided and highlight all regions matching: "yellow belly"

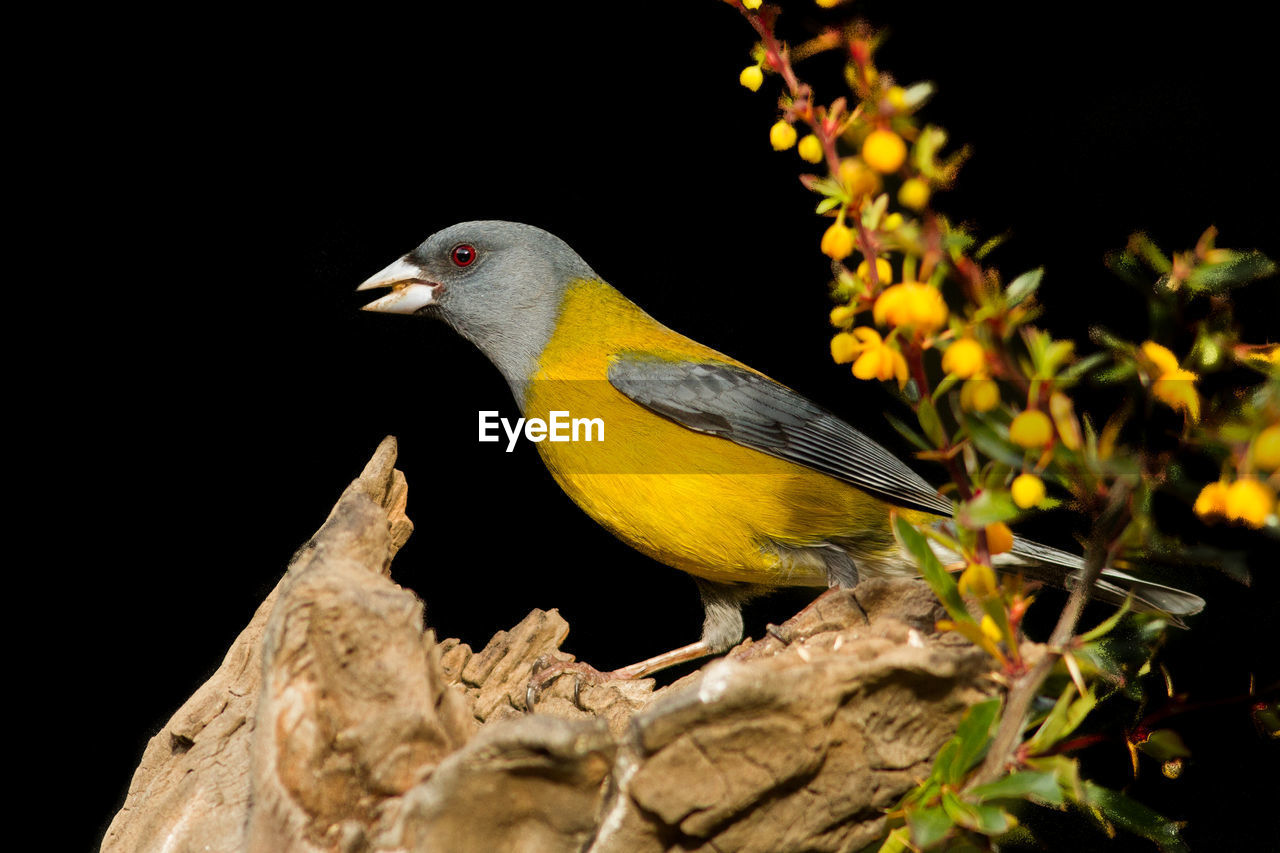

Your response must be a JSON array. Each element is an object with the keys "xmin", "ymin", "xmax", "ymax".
[{"xmin": 523, "ymin": 278, "xmax": 914, "ymax": 588}]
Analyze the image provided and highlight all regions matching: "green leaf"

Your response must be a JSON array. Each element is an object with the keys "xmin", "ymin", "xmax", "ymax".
[
  {"xmin": 1078, "ymin": 594, "xmax": 1132, "ymax": 643},
  {"xmin": 815, "ymin": 196, "xmax": 841, "ymax": 215},
  {"xmin": 884, "ymin": 411, "xmax": 934, "ymax": 452},
  {"xmin": 930, "ymin": 739, "xmax": 960, "ymax": 784},
  {"xmin": 931, "ymin": 370, "xmax": 961, "ymax": 403},
  {"xmin": 945, "ymin": 698, "xmax": 1000, "ymax": 782},
  {"xmin": 975, "ymin": 233, "xmax": 1006, "ymax": 260},
  {"xmin": 969, "ymin": 802, "xmax": 1015, "ymax": 836},
  {"xmin": 894, "ymin": 515, "xmax": 972, "ymax": 624},
  {"xmin": 941, "ymin": 790, "xmax": 980, "ymax": 828},
  {"xmin": 1025, "ymin": 683, "xmax": 1077, "ymax": 754},
  {"xmin": 1128, "ymin": 232, "xmax": 1172, "ymax": 274},
  {"xmin": 1056, "ymin": 351, "xmax": 1109, "ymax": 384},
  {"xmin": 917, "ymin": 398, "xmax": 947, "ymax": 447},
  {"xmin": 1060, "ymin": 687, "xmax": 1098, "ymax": 741},
  {"xmin": 907, "ymin": 805, "xmax": 954, "ymax": 849},
  {"xmin": 1005, "ymin": 267, "xmax": 1043, "ymax": 306},
  {"xmin": 1025, "ymin": 754, "xmax": 1084, "ymax": 802},
  {"xmin": 1083, "ymin": 782, "xmax": 1188, "ymax": 853},
  {"xmin": 1137, "ymin": 729, "xmax": 1191, "ymax": 762},
  {"xmin": 1105, "ymin": 248, "xmax": 1148, "ymax": 288},
  {"xmin": 964, "ymin": 416, "xmax": 1027, "ymax": 469},
  {"xmin": 1186, "ymin": 249, "xmax": 1276, "ymax": 293},
  {"xmin": 876, "ymin": 826, "xmax": 912, "ymax": 853},
  {"xmin": 957, "ymin": 489, "xmax": 1020, "ymax": 528},
  {"xmin": 970, "ymin": 770, "xmax": 1064, "ymax": 806}
]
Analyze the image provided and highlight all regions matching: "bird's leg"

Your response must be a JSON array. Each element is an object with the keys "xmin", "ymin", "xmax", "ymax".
[
  {"xmin": 525, "ymin": 580, "xmax": 760, "ymax": 709},
  {"xmin": 765, "ymin": 552, "xmax": 867, "ymax": 646}
]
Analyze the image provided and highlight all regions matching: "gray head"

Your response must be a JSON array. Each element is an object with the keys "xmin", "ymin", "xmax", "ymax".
[{"xmin": 358, "ymin": 221, "xmax": 598, "ymax": 404}]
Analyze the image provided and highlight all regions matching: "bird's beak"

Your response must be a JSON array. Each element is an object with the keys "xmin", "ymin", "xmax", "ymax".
[{"xmin": 357, "ymin": 256, "xmax": 440, "ymax": 314}]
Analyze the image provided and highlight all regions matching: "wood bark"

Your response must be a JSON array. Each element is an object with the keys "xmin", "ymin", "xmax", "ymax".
[{"xmin": 103, "ymin": 437, "xmax": 996, "ymax": 853}]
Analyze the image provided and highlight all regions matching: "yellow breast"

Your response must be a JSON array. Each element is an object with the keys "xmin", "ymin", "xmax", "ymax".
[{"xmin": 524, "ymin": 279, "xmax": 904, "ymax": 587}]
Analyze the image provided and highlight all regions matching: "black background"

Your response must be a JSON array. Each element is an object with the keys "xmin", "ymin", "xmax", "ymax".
[{"xmin": 36, "ymin": 1, "xmax": 1278, "ymax": 849}]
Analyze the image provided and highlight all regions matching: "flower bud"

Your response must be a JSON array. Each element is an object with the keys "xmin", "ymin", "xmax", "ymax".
[
  {"xmin": 830, "ymin": 332, "xmax": 859, "ymax": 364},
  {"xmin": 797, "ymin": 134, "xmax": 824, "ymax": 164},
  {"xmin": 829, "ymin": 304, "xmax": 856, "ymax": 326},
  {"xmin": 739, "ymin": 64, "xmax": 764, "ymax": 92},
  {"xmin": 941, "ymin": 338, "xmax": 985, "ymax": 378},
  {"xmin": 821, "ymin": 221, "xmax": 856, "ymax": 260},
  {"xmin": 1009, "ymin": 410, "xmax": 1053, "ymax": 449},
  {"xmin": 861, "ymin": 128, "xmax": 907, "ymax": 173},
  {"xmin": 770, "ymin": 120, "xmax": 798, "ymax": 151},
  {"xmin": 960, "ymin": 378, "xmax": 1000, "ymax": 413},
  {"xmin": 1011, "ymin": 473, "xmax": 1046, "ymax": 509},
  {"xmin": 837, "ymin": 157, "xmax": 882, "ymax": 199},
  {"xmin": 985, "ymin": 522, "xmax": 1014, "ymax": 555},
  {"xmin": 855, "ymin": 257, "xmax": 892, "ymax": 286},
  {"xmin": 898, "ymin": 177, "xmax": 930, "ymax": 210}
]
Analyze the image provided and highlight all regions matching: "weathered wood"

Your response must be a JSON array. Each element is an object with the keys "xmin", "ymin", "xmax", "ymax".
[{"xmin": 103, "ymin": 437, "xmax": 996, "ymax": 853}]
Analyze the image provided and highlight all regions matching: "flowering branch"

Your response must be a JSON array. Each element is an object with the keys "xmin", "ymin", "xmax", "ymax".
[{"xmin": 721, "ymin": 1, "xmax": 1277, "ymax": 849}]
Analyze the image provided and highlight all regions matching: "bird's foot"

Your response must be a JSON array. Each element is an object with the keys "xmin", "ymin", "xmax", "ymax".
[{"xmin": 526, "ymin": 656, "xmax": 613, "ymax": 711}]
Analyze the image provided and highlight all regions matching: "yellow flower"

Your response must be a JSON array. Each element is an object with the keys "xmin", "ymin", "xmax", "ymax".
[
  {"xmin": 985, "ymin": 522, "xmax": 1014, "ymax": 555},
  {"xmin": 960, "ymin": 378, "xmax": 1000, "ymax": 413},
  {"xmin": 1193, "ymin": 481, "xmax": 1229, "ymax": 518},
  {"xmin": 862, "ymin": 128, "xmax": 908, "ymax": 173},
  {"xmin": 942, "ymin": 338, "xmax": 985, "ymax": 378},
  {"xmin": 797, "ymin": 134, "xmax": 824, "ymax": 164},
  {"xmin": 1153, "ymin": 368, "xmax": 1200, "ymax": 422},
  {"xmin": 1142, "ymin": 341, "xmax": 1200, "ymax": 421},
  {"xmin": 815, "ymin": 0, "xmax": 841, "ymax": 8},
  {"xmin": 1011, "ymin": 473, "xmax": 1046, "ymax": 509},
  {"xmin": 838, "ymin": 157, "xmax": 883, "ymax": 199},
  {"xmin": 1252, "ymin": 424, "xmax": 1280, "ymax": 471},
  {"xmin": 958, "ymin": 561, "xmax": 997, "ymax": 597},
  {"xmin": 829, "ymin": 304, "xmax": 856, "ymax": 327},
  {"xmin": 886, "ymin": 85, "xmax": 908, "ymax": 111},
  {"xmin": 739, "ymin": 64, "xmax": 764, "ymax": 92},
  {"xmin": 821, "ymin": 221, "xmax": 856, "ymax": 260},
  {"xmin": 770, "ymin": 120, "xmax": 797, "ymax": 151},
  {"xmin": 873, "ymin": 282, "xmax": 948, "ymax": 332},
  {"xmin": 1009, "ymin": 410, "xmax": 1053, "ymax": 449},
  {"xmin": 742, "ymin": 0, "xmax": 762, "ymax": 9},
  {"xmin": 855, "ymin": 256, "xmax": 893, "ymax": 286},
  {"xmin": 980, "ymin": 614, "xmax": 1003, "ymax": 644},
  {"xmin": 1225, "ymin": 478, "xmax": 1276, "ymax": 528},
  {"xmin": 883, "ymin": 212, "xmax": 904, "ymax": 231},
  {"xmin": 830, "ymin": 332, "xmax": 859, "ymax": 363},
  {"xmin": 898, "ymin": 177, "xmax": 930, "ymax": 210},
  {"xmin": 1140, "ymin": 341, "xmax": 1181, "ymax": 374},
  {"xmin": 846, "ymin": 327, "xmax": 908, "ymax": 387}
]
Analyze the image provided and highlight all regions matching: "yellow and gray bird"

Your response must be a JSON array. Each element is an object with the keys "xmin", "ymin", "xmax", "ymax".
[{"xmin": 358, "ymin": 221, "xmax": 1203, "ymax": 678}]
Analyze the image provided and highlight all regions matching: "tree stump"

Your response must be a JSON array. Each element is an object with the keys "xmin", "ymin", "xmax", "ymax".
[{"xmin": 102, "ymin": 437, "xmax": 995, "ymax": 853}]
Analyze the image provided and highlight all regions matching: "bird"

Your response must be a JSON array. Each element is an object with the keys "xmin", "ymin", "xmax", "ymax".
[{"xmin": 357, "ymin": 220, "xmax": 1204, "ymax": 682}]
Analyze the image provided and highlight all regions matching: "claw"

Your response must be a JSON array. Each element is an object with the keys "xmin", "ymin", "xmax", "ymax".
[{"xmin": 525, "ymin": 656, "xmax": 610, "ymax": 711}]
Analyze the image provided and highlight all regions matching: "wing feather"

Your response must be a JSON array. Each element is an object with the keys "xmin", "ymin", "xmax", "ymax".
[{"xmin": 607, "ymin": 356, "xmax": 953, "ymax": 515}]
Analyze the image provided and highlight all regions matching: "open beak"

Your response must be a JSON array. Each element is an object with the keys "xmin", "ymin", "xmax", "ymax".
[{"xmin": 357, "ymin": 257, "xmax": 440, "ymax": 314}]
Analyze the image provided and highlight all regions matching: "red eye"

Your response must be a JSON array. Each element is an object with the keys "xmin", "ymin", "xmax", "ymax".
[{"xmin": 451, "ymin": 244, "xmax": 476, "ymax": 267}]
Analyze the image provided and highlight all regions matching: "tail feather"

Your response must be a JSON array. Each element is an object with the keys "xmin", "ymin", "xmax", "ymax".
[{"xmin": 1001, "ymin": 536, "xmax": 1206, "ymax": 628}]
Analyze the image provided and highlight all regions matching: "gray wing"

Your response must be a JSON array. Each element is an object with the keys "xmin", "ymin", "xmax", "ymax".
[{"xmin": 606, "ymin": 355, "xmax": 953, "ymax": 516}]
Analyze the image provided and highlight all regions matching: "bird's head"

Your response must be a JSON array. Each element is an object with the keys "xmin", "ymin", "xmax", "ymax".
[{"xmin": 358, "ymin": 220, "xmax": 597, "ymax": 400}]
